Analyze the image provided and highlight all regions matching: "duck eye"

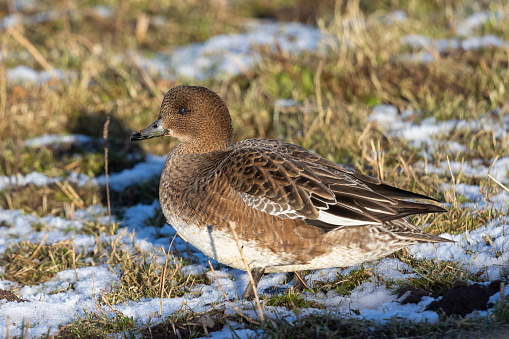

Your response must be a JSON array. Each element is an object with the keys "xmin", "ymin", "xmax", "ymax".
[{"xmin": 178, "ymin": 107, "xmax": 188, "ymax": 115}]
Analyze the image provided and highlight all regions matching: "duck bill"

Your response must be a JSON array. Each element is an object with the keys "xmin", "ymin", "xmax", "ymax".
[{"xmin": 130, "ymin": 119, "xmax": 167, "ymax": 141}]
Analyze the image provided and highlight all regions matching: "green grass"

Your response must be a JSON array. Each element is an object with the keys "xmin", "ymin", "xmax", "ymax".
[
  {"xmin": 312, "ymin": 265, "xmax": 375, "ymax": 296},
  {"xmin": 264, "ymin": 289, "xmax": 325, "ymax": 309},
  {"xmin": 255, "ymin": 308, "xmax": 509, "ymax": 339},
  {"xmin": 395, "ymin": 257, "xmax": 484, "ymax": 296},
  {"xmin": 57, "ymin": 310, "xmax": 137, "ymax": 338}
]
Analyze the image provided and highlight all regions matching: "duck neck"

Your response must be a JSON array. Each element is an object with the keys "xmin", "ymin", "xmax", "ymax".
[
  {"xmin": 173, "ymin": 139, "xmax": 231, "ymax": 156},
  {"xmin": 177, "ymin": 123, "xmax": 234, "ymax": 154},
  {"xmin": 164, "ymin": 143, "xmax": 228, "ymax": 182}
]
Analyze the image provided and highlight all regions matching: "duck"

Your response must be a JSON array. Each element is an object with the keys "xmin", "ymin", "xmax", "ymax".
[{"xmin": 131, "ymin": 85, "xmax": 451, "ymax": 300}]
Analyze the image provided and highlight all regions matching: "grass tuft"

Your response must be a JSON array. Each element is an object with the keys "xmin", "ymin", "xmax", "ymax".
[
  {"xmin": 313, "ymin": 265, "xmax": 374, "ymax": 296},
  {"xmin": 57, "ymin": 310, "xmax": 136, "ymax": 338},
  {"xmin": 0, "ymin": 240, "xmax": 89, "ymax": 285},
  {"xmin": 103, "ymin": 255, "xmax": 210, "ymax": 305},
  {"xmin": 264, "ymin": 289, "xmax": 325, "ymax": 309}
]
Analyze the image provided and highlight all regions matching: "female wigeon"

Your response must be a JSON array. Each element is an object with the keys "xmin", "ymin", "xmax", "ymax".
[{"xmin": 131, "ymin": 85, "xmax": 450, "ymax": 299}]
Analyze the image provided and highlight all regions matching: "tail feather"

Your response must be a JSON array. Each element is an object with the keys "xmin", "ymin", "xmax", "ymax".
[
  {"xmin": 384, "ymin": 219, "xmax": 454, "ymax": 243},
  {"xmin": 352, "ymin": 171, "xmax": 441, "ymax": 202}
]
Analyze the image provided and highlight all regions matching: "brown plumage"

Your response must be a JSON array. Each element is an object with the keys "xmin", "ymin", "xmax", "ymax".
[{"xmin": 131, "ymin": 85, "xmax": 451, "ymax": 299}]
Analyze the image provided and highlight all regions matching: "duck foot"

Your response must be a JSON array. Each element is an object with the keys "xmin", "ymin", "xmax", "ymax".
[
  {"xmin": 242, "ymin": 267, "xmax": 265, "ymax": 300},
  {"xmin": 293, "ymin": 271, "xmax": 308, "ymax": 292}
]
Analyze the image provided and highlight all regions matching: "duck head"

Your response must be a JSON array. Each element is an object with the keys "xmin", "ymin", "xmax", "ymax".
[{"xmin": 131, "ymin": 85, "xmax": 234, "ymax": 153}]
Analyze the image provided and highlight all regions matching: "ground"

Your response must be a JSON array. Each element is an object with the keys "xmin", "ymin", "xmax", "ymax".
[{"xmin": 0, "ymin": 0, "xmax": 509, "ymax": 338}]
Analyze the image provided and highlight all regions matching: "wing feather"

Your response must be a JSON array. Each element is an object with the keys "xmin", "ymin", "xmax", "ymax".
[{"xmin": 220, "ymin": 140, "xmax": 445, "ymax": 232}]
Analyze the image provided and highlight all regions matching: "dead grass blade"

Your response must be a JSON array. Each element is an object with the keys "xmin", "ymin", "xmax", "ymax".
[
  {"xmin": 55, "ymin": 181, "xmax": 85, "ymax": 209},
  {"xmin": 8, "ymin": 27, "xmax": 57, "ymax": 77},
  {"xmin": 229, "ymin": 221, "xmax": 264, "ymax": 322},
  {"xmin": 92, "ymin": 272, "xmax": 107, "ymax": 317},
  {"xmin": 0, "ymin": 35, "xmax": 6, "ymax": 121},
  {"xmin": 28, "ymin": 234, "xmax": 48, "ymax": 260},
  {"xmin": 207, "ymin": 260, "xmax": 260, "ymax": 325},
  {"xmin": 501, "ymin": 282, "xmax": 505, "ymax": 304},
  {"xmin": 24, "ymin": 319, "xmax": 30, "ymax": 338},
  {"xmin": 487, "ymin": 173, "xmax": 509, "ymax": 194},
  {"xmin": 103, "ymin": 117, "xmax": 112, "ymax": 227},
  {"xmin": 160, "ymin": 247, "xmax": 169, "ymax": 317}
]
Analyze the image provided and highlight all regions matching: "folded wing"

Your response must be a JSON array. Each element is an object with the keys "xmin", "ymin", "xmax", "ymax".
[{"xmin": 220, "ymin": 139, "xmax": 445, "ymax": 232}]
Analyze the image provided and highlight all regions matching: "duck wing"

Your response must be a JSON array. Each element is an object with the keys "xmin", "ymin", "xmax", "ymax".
[{"xmin": 219, "ymin": 139, "xmax": 445, "ymax": 232}]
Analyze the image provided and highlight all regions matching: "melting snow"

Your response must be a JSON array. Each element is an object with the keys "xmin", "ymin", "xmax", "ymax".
[
  {"xmin": 134, "ymin": 22, "xmax": 330, "ymax": 80},
  {"xmin": 0, "ymin": 152, "xmax": 164, "ymax": 192},
  {"xmin": 0, "ymin": 172, "xmax": 60, "ymax": 191},
  {"xmin": 7, "ymin": 66, "xmax": 69, "ymax": 84},
  {"xmin": 93, "ymin": 154, "xmax": 166, "ymax": 191},
  {"xmin": 0, "ymin": 267, "xmax": 118, "ymax": 338},
  {"xmin": 1, "ymin": 140, "xmax": 507, "ymax": 336},
  {"xmin": 410, "ymin": 218, "xmax": 509, "ymax": 281},
  {"xmin": 1, "ymin": 100, "xmax": 508, "ymax": 336},
  {"xmin": 90, "ymin": 5, "xmax": 113, "ymax": 18},
  {"xmin": 369, "ymin": 105, "xmax": 509, "ymax": 151},
  {"xmin": 401, "ymin": 34, "xmax": 509, "ymax": 52},
  {"xmin": 24, "ymin": 134, "xmax": 93, "ymax": 148},
  {"xmin": 1, "ymin": 9, "xmax": 509, "ymax": 337},
  {"xmin": 455, "ymin": 11, "xmax": 506, "ymax": 37}
]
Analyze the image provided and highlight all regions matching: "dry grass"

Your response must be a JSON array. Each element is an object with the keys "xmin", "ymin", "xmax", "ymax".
[
  {"xmin": 0, "ymin": 183, "xmax": 101, "ymax": 216},
  {"xmin": 103, "ymin": 255, "xmax": 210, "ymax": 305},
  {"xmin": 56, "ymin": 310, "xmax": 136, "ymax": 338},
  {"xmin": 1, "ymin": 0, "xmax": 509, "ymax": 337},
  {"xmin": 257, "ymin": 308, "xmax": 509, "ymax": 339},
  {"xmin": 0, "ymin": 240, "xmax": 88, "ymax": 286}
]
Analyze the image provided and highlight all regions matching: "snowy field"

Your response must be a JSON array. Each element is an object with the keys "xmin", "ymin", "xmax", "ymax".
[{"xmin": 1, "ymin": 1, "xmax": 509, "ymax": 338}]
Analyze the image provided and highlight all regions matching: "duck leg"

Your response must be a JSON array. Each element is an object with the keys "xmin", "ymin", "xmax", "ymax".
[
  {"xmin": 293, "ymin": 271, "xmax": 308, "ymax": 292},
  {"xmin": 242, "ymin": 267, "xmax": 265, "ymax": 300}
]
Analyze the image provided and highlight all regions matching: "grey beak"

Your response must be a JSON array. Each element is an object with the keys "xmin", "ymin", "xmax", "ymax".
[{"xmin": 131, "ymin": 119, "xmax": 166, "ymax": 141}]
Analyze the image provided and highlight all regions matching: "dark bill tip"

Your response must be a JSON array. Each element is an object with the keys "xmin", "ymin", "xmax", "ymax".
[
  {"xmin": 130, "ymin": 118, "xmax": 166, "ymax": 142},
  {"xmin": 130, "ymin": 131, "xmax": 146, "ymax": 142}
]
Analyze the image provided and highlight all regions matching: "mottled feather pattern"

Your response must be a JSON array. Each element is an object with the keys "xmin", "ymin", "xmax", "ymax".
[
  {"xmin": 222, "ymin": 146, "xmax": 334, "ymax": 219},
  {"xmin": 134, "ymin": 85, "xmax": 451, "ymax": 279},
  {"xmin": 161, "ymin": 145, "xmax": 329, "ymax": 263},
  {"xmin": 222, "ymin": 139, "xmax": 445, "ymax": 231}
]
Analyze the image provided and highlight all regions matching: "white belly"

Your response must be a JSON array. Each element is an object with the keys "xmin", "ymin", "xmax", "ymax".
[
  {"xmin": 166, "ymin": 215, "xmax": 394, "ymax": 273},
  {"xmin": 168, "ymin": 215, "xmax": 292, "ymax": 271}
]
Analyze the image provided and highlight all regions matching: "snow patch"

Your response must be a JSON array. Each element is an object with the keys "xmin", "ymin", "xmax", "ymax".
[
  {"xmin": 7, "ymin": 65, "xmax": 70, "ymax": 84},
  {"xmin": 25, "ymin": 134, "xmax": 93, "ymax": 148},
  {"xmin": 135, "ymin": 22, "xmax": 330, "ymax": 81}
]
